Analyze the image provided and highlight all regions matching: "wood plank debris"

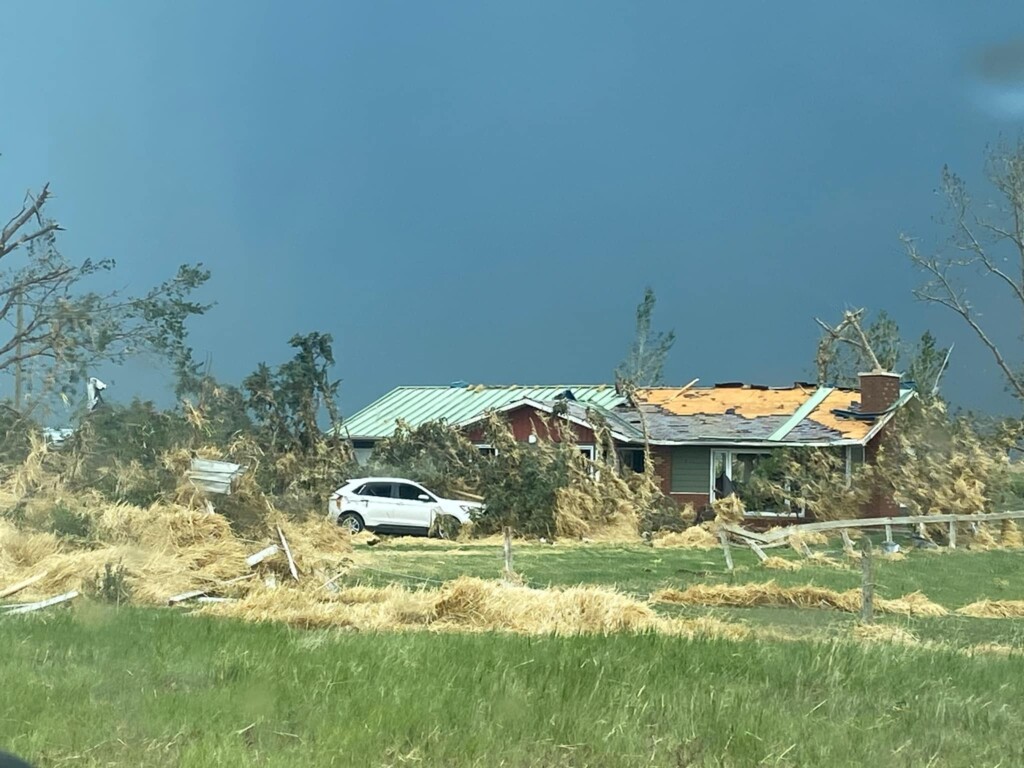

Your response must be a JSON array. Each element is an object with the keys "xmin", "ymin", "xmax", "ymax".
[
  {"xmin": 168, "ymin": 589, "xmax": 209, "ymax": 605},
  {"xmin": 2, "ymin": 590, "xmax": 79, "ymax": 615},
  {"xmin": 749, "ymin": 542, "xmax": 768, "ymax": 562},
  {"xmin": 196, "ymin": 596, "xmax": 237, "ymax": 604},
  {"xmin": 246, "ymin": 544, "xmax": 280, "ymax": 568},
  {"xmin": 0, "ymin": 571, "xmax": 48, "ymax": 599},
  {"xmin": 277, "ymin": 526, "xmax": 299, "ymax": 581}
]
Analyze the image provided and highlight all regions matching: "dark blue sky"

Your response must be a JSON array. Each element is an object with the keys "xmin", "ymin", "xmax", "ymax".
[{"xmin": 3, "ymin": 2, "xmax": 1024, "ymax": 417}]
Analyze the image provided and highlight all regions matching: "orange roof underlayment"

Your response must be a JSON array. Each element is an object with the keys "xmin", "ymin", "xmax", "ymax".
[{"xmin": 634, "ymin": 385, "xmax": 877, "ymax": 442}]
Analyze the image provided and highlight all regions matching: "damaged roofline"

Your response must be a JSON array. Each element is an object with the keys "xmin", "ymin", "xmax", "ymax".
[{"xmin": 455, "ymin": 398, "xmax": 637, "ymax": 443}]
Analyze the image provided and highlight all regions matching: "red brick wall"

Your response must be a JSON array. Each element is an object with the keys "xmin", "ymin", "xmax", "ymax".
[
  {"xmin": 650, "ymin": 447, "xmax": 710, "ymax": 509},
  {"xmin": 862, "ymin": 428, "xmax": 901, "ymax": 518}
]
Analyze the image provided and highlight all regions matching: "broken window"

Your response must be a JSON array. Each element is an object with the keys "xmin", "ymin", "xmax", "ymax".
[
  {"xmin": 711, "ymin": 450, "xmax": 768, "ymax": 501},
  {"xmin": 618, "ymin": 448, "xmax": 645, "ymax": 473}
]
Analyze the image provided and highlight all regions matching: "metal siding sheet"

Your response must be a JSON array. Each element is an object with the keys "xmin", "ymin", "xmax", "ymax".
[{"xmin": 671, "ymin": 446, "xmax": 710, "ymax": 494}]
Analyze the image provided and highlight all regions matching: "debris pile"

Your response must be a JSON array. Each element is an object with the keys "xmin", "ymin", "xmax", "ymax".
[
  {"xmin": 652, "ymin": 525, "xmax": 719, "ymax": 550},
  {"xmin": 202, "ymin": 575, "xmax": 751, "ymax": 638},
  {"xmin": 0, "ymin": 498, "xmax": 352, "ymax": 609},
  {"xmin": 956, "ymin": 600, "xmax": 1024, "ymax": 619},
  {"xmin": 652, "ymin": 582, "xmax": 948, "ymax": 617}
]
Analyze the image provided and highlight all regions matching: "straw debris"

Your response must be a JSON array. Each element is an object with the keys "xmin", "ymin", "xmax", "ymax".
[
  {"xmin": 1000, "ymin": 520, "xmax": 1024, "ymax": 549},
  {"xmin": 202, "ymin": 576, "xmax": 750, "ymax": 638},
  {"xmin": 761, "ymin": 556, "xmax": 801, "ymax": 571},
  {"xmin": 711, "ymin": 494, "xmax": 745, "ymax": 525},
  {"xmin": 652, "ymin": 525, "xmax": 718, "ymax": 550},
  {"xmin": 956, "ymin": 600, "xmax": 1024, "ymax": 619},
  {"xmin": 652, "ymin": 582, "xmax": 947, "ymax": 617},
  {"xmin": 852, "ymin": 623, "xmax": 919, "ymax": 646}
]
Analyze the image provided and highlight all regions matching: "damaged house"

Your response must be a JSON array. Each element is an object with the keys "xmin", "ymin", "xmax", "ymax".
[{"xmin": 343, "ymin": 373, "xmax": 915, "ymax": 518}]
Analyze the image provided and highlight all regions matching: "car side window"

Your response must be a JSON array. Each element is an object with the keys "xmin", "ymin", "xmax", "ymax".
[
  {"xmin": 358, "ymin": 482, "xmax": 393, "ymax": 498},
  {"xmin": 396, "ymin": 483, "xmax": 429, "ymax": 501}
]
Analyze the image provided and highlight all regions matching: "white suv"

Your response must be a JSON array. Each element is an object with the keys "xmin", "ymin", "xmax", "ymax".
[{"xmin": 327, "ymin": 477, "xmax": 483, "ymax": 536}]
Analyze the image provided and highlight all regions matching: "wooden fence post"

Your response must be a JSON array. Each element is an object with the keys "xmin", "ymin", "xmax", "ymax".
[
  {"xmin": 860, "ymin": 540, "xmax": 874, "ymax": 624},
  {"xmin": 948, "ymin": 521, "xmax": 957, "ymax": 550},
  {"xmin": 502, "ymin": 527, "xmax": 514, "ymax": 580},
  {"xmin": 718, "ymin": 530, "xmax": 734, "ymax": 571}
]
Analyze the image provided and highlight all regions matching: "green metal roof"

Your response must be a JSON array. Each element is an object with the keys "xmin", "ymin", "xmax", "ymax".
[{"xmin": 342, "ymin": 385, "xmax": 626, "ymax": 439}]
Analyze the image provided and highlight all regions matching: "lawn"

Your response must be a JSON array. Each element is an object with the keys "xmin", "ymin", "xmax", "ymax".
[
  {"xmin": 350, "ymin": 537, "xmax": 1024, "ymax": 606},
  {"xmin": 3, "ymin": 540, "xmax": 1024, "ymax": 767},
  {"xmin": 3, "ymin": 607, "xmax": 1024, "ymax": 768}
]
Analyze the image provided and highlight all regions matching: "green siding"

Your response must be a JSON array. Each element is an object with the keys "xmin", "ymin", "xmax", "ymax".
[{"xmin": 671, "ymin": 447, "xmax": 710, "ymax": 494}]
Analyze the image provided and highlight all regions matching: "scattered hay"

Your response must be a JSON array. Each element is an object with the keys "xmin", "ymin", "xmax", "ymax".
[
  {"xmin": 711, "ymin": 495, "xmax": 745, "ymax": 525},
  {"xmin": 553, "ymin": 487, "xmax": 639, "ymax": 542},
  {"xmin": 956, "ymin": 600, "xmax": 1024, "ymax": 619},
  {"xmin": 653, "ymin": 525, "xmax": 718, "ymax": 550},
  {"xmin": 852, "ymin": 623, "xmax": 919, "ymax": 646},
  {"xmin": 761, "ymin": 556, "xmax": 801, "ymax": 571},
  {"xmin": 788, "ymin": 530, "xmax": 828, "ymax": 552},
  {"xmin": 0, "ymin": 492, "xmax": 352, "ymax": 605},
  {"xmin": 968, "ymin": 524, "xmax": 1000, "ymax": 551},
  {"xmin": 962, "ymin": 643, "xmax": 1018, "ymax": 657},
  {"xmin": 808, "ymin": 552, "xmax": 846, "ymax": 568},
  {"xmin": 882, "ymin": 551, "xmax": 906, "ymax": 561},
  {"xmin": 652, "ymin": 582, "xmax": 947, "ymax": 617},
  {"xmin": 1001, "ymin": 520, "xmax": 1024, "ymax": 549},
  {"xmin": 202, "ymin": 576, "xmax": 751, "ymax": 638}
]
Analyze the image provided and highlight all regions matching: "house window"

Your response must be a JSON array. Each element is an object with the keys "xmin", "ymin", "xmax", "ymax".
[
  {"xmin": 711, "ymin": 450, "xmax": 768, "ymax": 499},
  {"xmin": 618, "ymin": 448, "xmax": 646, "ymax": 473},
  {"xmin": 476, "ymin": 444, "xmax": 498, "ymax": 457},
  {"xmin": 579, "ymin": 446, "xmax": 595, "ymax": 461}
]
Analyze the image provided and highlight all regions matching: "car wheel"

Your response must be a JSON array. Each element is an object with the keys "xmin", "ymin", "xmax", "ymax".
[
  {"xmin": 338, "ymin": 512, "xmax": 365, "ymax": 534},
  {"xmin": 429, "ymin": 515, "xmax": 461, "ymax": 540}
]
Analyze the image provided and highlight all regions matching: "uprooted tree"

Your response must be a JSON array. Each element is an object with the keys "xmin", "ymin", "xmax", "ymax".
[
  {"xmin": 0, "ymin": 179, "xmax": 210, "ymax": 414},
  {"xmin": 903, "ymin": 140, "xmax": 1024, "ymax": 405}
]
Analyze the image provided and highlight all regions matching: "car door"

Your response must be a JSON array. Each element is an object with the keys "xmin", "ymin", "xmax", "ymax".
[
  {"xmin": 392, "ymin": 482, "xmax": 438, "ymax": 530},
  {"xmin": 352, "ymin": 482, "xmax": 397, "ymax": 527}
]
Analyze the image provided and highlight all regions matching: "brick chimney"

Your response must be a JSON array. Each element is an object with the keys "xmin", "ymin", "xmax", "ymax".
[
  {"xmin": 859, "ymin": 371, "xmax": 903, "ymax": 518},
  {"xmin": 858, "ymin": 371, "xmax": 901, "ymax": 414}
]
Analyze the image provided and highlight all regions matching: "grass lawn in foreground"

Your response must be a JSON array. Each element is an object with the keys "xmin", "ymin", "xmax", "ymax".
[
  {"xmin": 351, "ymin": 538, "xmax": 1024, "ymax": 607},
  {"xmin": 3, "ymin": 607, "xmax": 1024, "ymax": 767}
]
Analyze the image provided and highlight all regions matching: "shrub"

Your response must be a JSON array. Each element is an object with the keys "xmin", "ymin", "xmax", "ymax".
[
  {"xmin": 94, "ymin": 561, "xmax": 131, "ymax": 605},
  {"xmin": 49, "ymin": 503, "xmax": 93, "ymax": 541}
]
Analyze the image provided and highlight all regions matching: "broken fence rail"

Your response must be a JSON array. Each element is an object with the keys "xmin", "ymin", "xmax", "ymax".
[{"xmin": 721, "ymin": 509, "xmax": 1024, "ymax": 546}]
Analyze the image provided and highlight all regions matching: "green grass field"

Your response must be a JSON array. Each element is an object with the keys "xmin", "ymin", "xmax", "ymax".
[
  {"xmin": 3, "ymin": 540, "xmax": 1024, "ymax": 767},
  {"xmin": 3, "ymin": 608, "xmax": 1024, "ymax": 768}
]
